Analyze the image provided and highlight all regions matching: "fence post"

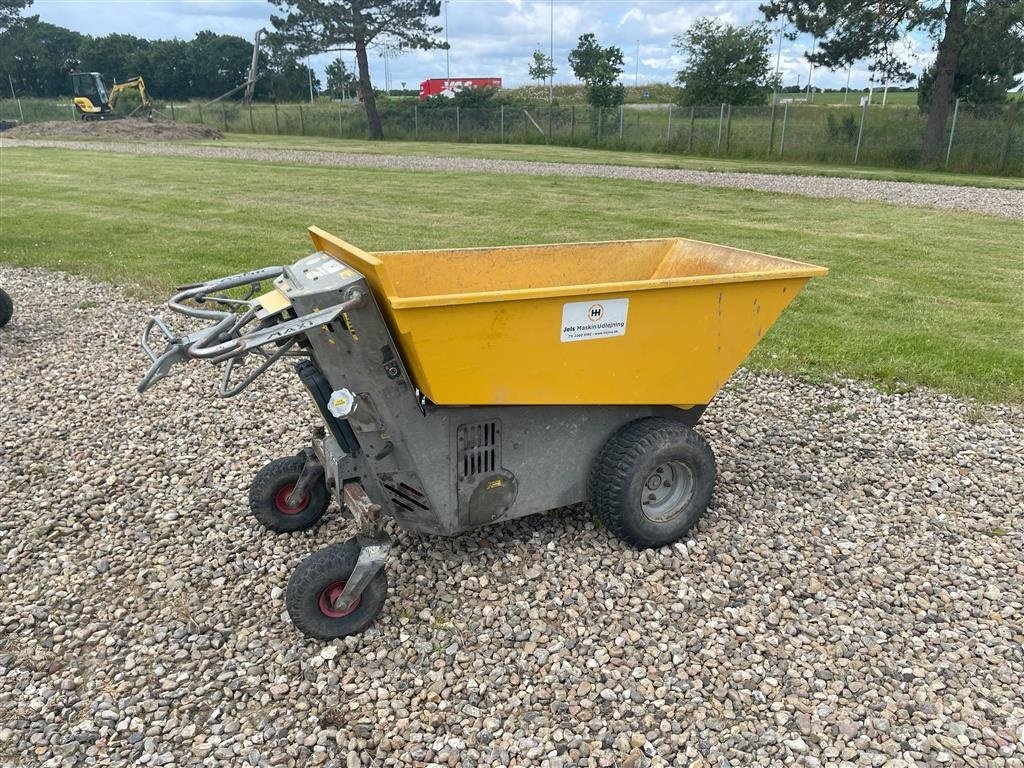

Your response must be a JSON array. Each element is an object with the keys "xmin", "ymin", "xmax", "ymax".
[
  {"xmin": 273, "ymin": 102, "xmax": 280, "ymax": 134},
  {"xmin": 456, "ymin": 106, "xmax": 460, "ymax": 141},
  {"xmin": 619, "ymin": 105, "xmax": 624, "ymax": 140},
  {"xmin": 170, "ymin": 102, "xmax": 176, "ymax": 122},
  {"xmin": 667, "ymin": 104, "xmax": 672, "ymax": 141},
  {"xmin": 299, "ymin": 104, "xmax": 305, "ymax": 136},
  {"xmin": 249, "ymin": 105, "xmax": 255, "ymax": 133},
  {"xmin": 223, "ymin": 105, "xmax": 229, "ymax": 131},
  {"xmin": 197, "ymin": 104, "xmax": 204, "ymax": 124},
  {"xmin": 854, "ymin": 99, "xmax": 867, "ymax": 164},
  {"xmin": 523, "ymin": 109, "xmax": 528, "ymax": 142},
  {"xmin": 339, "ymin": 104, "xmax": 343, "ymax": 137},
  {"xmin": 767, "ymin": 102, "xmax": 777, "ymax": 157},
  {"xmin": 500, "ymin": 105, "xmax": 504, "ymax": 143},
  {"xmin": 717, "ymin": 103, "xmax": 725, "ymax": 151},
  {"xmin": 688, "ymin": 106, "xmax": 695, "ymax": 151},
  {"xmin": 414, "ymin": 103, "xmax": 419, "ymax": 140},
  {"xmin": 547, "ymin": 104, "xmax": 552, "ymax": 144},
  {"xmin": 998, "ymin": 101, "xmax": 1020, "ymax": 173},
  {"xmin": 780, "ymin": 102, "xmax": 789, "ymax": 159},
  {"xmin": 571, "ymin": 106, "xmax": 575, "ymax": 143},
  {"xmin": 598, "ymin": 108, "xmax": 603, "ymax": 142},
  {"xmin": 725, "ymin": 104, "xmax": 733, "ymax": 153},
  {"xmin": 944, "ymin": 97, "xmax": 960, "ymax": 169}
]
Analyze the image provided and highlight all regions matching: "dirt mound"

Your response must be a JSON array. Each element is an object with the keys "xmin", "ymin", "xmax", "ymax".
[{"xmin": 4, "ymin": 119, "xmax": 222, "ymax": 140}]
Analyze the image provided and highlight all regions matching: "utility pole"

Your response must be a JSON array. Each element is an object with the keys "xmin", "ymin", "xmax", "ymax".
[
  {"xmin": 445, "ymin": 0, "xmax": 451, "ymax": 79},
  {"xmin": 307, "ymin": 56, "xmax": 314, "ymax": 104},
  {"xmin": 635, "ymin": 40, "xmax": 640, "ymax": 87},
  {"xmin": 549, "ymin": 0, "xmax": 554, "ymax": 103},
  {"xmin": 806, "ymin": 36, "xmax": 816, "ymax": 101},
  {"xmin": 772, "ymin": 27, "xmax": 783, "ymax": 104},
  {"xmin": 844, "ymin": 64, "xmax": 852, "ymax": 104}
]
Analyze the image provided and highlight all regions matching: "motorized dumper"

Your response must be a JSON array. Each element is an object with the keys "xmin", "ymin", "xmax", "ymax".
[{"xmin": 139, "ymin": 228, "xmax": 827, "ymax": 639}]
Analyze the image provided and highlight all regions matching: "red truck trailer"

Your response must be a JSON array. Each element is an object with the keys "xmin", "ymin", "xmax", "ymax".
[{"xmin": 419, "ymin": 78, "xmax": 502, "ymax": 100}]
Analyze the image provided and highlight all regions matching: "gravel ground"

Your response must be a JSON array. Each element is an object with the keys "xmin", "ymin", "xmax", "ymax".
[
  {"xmin": 1, "ymin": 266, "xmax": 1022, "ymax": 768},
  {"xmin": 2, "ymin": 137, "xmax": 1021, "ymax": 219}
]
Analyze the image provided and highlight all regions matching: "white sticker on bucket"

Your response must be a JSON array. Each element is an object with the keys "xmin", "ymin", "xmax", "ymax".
[{"xmin": 560, "ymin": 298, "xmax": 629, "ymax": 342}]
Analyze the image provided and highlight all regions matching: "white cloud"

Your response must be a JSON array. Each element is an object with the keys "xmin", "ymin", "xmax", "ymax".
[{"xmin": 31, "ymin": 0, "xmax": 934, "ymax": 91}]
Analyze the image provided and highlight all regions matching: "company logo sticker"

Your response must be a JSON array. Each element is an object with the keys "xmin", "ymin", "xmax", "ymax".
[{"xmin": 561, "ymin": 299, "xmax": 628, "ymax": 342}]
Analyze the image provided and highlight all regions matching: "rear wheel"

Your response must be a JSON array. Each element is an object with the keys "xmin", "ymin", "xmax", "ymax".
[
  {"xmin": 249, "ymin": 455, "xmax": 329, "ymax": 532},
  {"xmin": 0, "ymin": 288, "xmax": 11, "ymax": 329},
  {"xmin": 590, "ymin": 418, "xmax": 716, "ymax": 549},
  {"xmin": 286, "ymin": 540, "xmax": 388, "ymax": 639}
]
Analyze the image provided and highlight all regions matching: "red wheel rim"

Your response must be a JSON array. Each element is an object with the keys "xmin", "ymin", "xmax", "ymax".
[
  {"xmin": 318, "ymin": 581, "xmax": 361, "ymax": 618},
  {"xmin": 274, "ymin": 483, "xmax": 309, "ymax": 515}
]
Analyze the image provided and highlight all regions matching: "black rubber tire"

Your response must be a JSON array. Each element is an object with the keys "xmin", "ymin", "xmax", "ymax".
[
  {"xmin": 590, "ymin": 417, "xmax": 716, "ymax": 549},
  {"xmin": 0, "ymin": 288, "xmax": 12, "ymax": 329},
  {"xmin": 248, "ymin": 455, "xmax": 329, "ymax": 533},
  {"xmin": 286, "ymin": 540, "xmax": 388, "ymax": 639}
]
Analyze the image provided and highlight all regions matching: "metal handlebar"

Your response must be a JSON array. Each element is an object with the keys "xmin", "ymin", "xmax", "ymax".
[{"xmin": 138, "ymin": 265, "xmax": 365, "ymax": 397}]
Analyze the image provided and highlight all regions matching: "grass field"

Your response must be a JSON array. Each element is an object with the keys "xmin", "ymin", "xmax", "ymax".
[
  {"xmin": 1, "ymin": 146, "xmax": 1020, "ymax": 403},
  {"xmin": 206, "ymin": 134, "xmax": 1024, "ymax": 189}
]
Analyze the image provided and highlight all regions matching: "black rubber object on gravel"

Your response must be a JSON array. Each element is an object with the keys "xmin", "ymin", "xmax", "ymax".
[
  {"xmin": 0, "ymin": 288, "xmax": 12, "ymax": 329},
  {"xmin": 248, "ymin": 455, "xmax": 329, "ymax": 533},
  {"xmin": 286, "ymin": 539, "xmax": 388, "ymax": 640},
  {"xmin": 590, "ymin": 417, "xmax": 716, "ymax": 549}
]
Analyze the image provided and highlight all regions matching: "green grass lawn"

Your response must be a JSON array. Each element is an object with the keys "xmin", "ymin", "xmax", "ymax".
[
  {"xmin": 1, "ymin": 146, "xmax": 1020, "ymax": 403},
  {"xmin": 200, "ymin": 134, "xmax": 1024, "ymax": 190}
]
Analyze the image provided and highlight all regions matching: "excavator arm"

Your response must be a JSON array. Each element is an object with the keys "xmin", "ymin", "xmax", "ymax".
[{"xmin": 109, "ymin": 76, "xmax": 154, "ymax": 118}]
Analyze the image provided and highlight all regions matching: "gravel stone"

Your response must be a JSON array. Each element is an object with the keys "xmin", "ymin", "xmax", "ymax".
[
  {"xmin": 2, "ymin": 137, "xmax": 1020, "ymax": 219},
  {"xmin": 1, "ymin": 265, "xmax": 1022, "ymax": 768}
]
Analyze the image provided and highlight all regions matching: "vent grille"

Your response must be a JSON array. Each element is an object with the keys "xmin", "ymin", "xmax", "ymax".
[
  {"xmin": 382, "ymin": 479, "xmax": 429, "ymax": 512},
  {"xmin": 458, "ymin": 420, "xmax": 499, "ymax": 480}
]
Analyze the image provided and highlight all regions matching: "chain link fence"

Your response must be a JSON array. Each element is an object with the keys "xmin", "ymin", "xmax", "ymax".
[{"xmin": 3, "ymin": 97, "xmax": 1021, "ymax": 176}]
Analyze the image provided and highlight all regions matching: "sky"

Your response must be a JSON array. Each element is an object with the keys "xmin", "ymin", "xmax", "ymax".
[{"xmin": 32, "ymin": 0, "xmax": 938, "ymax": 93}]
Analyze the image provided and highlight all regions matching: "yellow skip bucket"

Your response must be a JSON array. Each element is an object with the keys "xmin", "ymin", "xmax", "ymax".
[{"xmin": 308, "ymin": 227, "xmax": 827, "ymax": 408}]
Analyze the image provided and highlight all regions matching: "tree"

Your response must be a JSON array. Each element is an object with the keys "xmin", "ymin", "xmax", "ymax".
[
  {"xmin": 325, "ymin": 56, "xmax": 356, "ymax": 99},
  {"xmin": 918, "ymin": 1, "xmax": 1024, "ymax": 110},
  {"xmin": 528, "ymin": 48, "xmax": 556, "ymax": 90},
  {"xmin": 674, "ymin": 19, "xmax": 776, "ymax": 106},
  {"xmin": 267, "ymin": 0, "xmax": 447, "ymax": 139},
  {"xmin": 77, "ymin": 33, "xmax": 150, "ymax": 83},
  {"xmin": 0, "ymin": 16, "xmax": 83, "ymax": 96},
  {"xmin": 258, "ymin": 43, "xmax": 320, "ymax": 101},
  {"xmin": 141, "ymin": 38, "xmax": 195, "ymax": 101},
  {"xmin": 187, "ymin": 30, "xmax": 253, "ymax": 99},
  {"xmin": 568, "ymin": 33, "xmax": 625, "ymax": 109},
  {"xmin": 0, "ymin": 0, "xmax": 32, "ymax": 35},
  {"xmin": 761, "ymin": 0, "xmax": 973, "ymax": 164}
]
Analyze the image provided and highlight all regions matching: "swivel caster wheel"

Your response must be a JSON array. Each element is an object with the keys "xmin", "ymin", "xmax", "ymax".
[
  {"xmin": 286, "ymin": 538, "xmax": 389, "ymax": 640},
  {"xmin": 0, "ymin": 288, "xmax": 12, "ymax": 329},
  {"xmin": 249, "ymin": 455, "xmax": 329, "ymax": 532}
]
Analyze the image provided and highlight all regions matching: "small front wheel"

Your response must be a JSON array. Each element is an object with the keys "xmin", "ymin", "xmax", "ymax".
[
  {"xmin": 0, "ymin": 288, "xmax": 12, "ymax": 329},
  {"xmin": 249, "ymin": 455, "xmax": 329, "ymax": 532},
  {"xmin": 590, "ymin": 418, "xmax": 716, "ymax": 549},
  {"xmin": 286, "ymin": 540, "xmax": 388, "ymax": 639}
]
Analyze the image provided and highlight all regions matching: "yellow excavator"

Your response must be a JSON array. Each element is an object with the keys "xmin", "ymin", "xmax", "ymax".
[{"xmin": 71, "ymin": 71, "xmax": 155, "ymax": 121}]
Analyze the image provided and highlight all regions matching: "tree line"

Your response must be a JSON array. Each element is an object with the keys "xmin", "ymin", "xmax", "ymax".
[
  {"xmin": 0, "ymin": 16, "xmax": 321, "ymax": 102},
  {"xmin": 3, "ymin": 0, "xmax": 1021, "ymax": 163},
  {"xmin": 535, "ymin": 2, "xmax": 1023, "ymax": 164}
]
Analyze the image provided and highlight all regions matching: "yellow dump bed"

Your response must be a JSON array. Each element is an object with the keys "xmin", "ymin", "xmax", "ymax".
[{"xmin": 308, "ymin": 227, "xmax": 827, "ymax": 407}]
